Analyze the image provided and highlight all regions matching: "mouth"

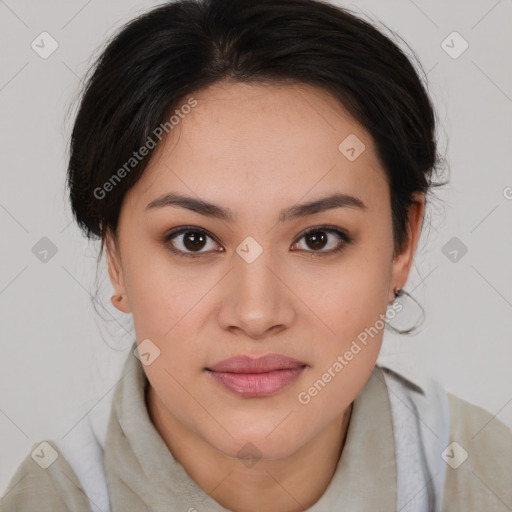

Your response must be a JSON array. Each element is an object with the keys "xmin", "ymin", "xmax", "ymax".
[{"xmin": 205, "ymin": 354, "xmax": 308, "ymax": 398}]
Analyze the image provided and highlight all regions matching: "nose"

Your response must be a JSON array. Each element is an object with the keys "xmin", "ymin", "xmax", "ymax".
[{"xmin": 216, "ymin": 249, "xmax": 296, "ymax": 340}]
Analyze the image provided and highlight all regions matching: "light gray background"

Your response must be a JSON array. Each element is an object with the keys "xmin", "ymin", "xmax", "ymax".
[{"xmin": 1, "ymin": 0, "xmax": 511, "ymax": 496}]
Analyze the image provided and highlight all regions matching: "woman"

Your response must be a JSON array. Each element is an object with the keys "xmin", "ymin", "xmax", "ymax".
[{"xmin": 2, "ymin": 0, "xmax": 510, "ymax": 510}]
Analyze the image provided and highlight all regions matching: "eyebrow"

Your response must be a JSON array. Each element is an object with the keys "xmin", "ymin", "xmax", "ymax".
[{"xmin": 145, "ymin": 192, "xmax": 366, "ymax": 222}]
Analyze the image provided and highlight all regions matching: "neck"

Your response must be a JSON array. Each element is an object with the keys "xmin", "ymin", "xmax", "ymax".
[{"xmin": 146, "ymin": 385, "xmax": 353, "ymax": 512}]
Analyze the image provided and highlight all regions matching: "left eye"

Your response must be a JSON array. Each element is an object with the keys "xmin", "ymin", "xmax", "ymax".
[{"xmin": 292, "ymin": 226, "xmax": 350, "ymax": 254}]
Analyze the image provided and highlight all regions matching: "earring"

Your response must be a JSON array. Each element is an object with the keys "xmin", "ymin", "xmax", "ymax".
[
  {"xmin": 386, "ymin": 288, "xmax": 425, "ymax": 335},
  {"xmin": 111, "ymin": 294, "xmax": 123, "ymax": 304}
]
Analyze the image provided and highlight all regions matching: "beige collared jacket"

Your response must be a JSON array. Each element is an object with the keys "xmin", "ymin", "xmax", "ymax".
[{"xmin": 1, "ymin": 342, "xmax": 511, "ymax": 511}]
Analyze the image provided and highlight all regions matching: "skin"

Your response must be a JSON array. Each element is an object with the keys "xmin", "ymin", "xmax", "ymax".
[{"xmin": 105, "ymin": 80, "xmax": 424, "ymax": 512}]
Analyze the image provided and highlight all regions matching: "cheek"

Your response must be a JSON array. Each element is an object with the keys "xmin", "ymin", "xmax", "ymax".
[
  {"xmin": 294, "ymin": 234, "xmax": 392, "ymax": 401},
  {"xmin": 293, "ymin": 272, "xmax": 388, "ymax": 427},
  {"xmin": 124, "ymin": 249, "xmax": 220, "ymax": 392},
  {"xmin": 123, "ymin": 242, "xmax": 210, "ymax": 339},
  {"xmin": 301, "ymin": 245, "xmax": 392, "ymax": 344}
]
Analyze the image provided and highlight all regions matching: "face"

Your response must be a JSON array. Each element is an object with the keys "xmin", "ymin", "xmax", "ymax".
[{"xmin": 106, "ymin": 80, "xmax": 423, "ymax": 461}]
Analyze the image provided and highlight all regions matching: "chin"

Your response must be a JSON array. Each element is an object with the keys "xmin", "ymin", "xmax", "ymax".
[{"xmin": 205, "ymin": 425, "xmax": 306, "ymax": 463}]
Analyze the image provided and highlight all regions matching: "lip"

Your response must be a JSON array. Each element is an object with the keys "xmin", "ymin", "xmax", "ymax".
[{"xmin": 205, "ymin": 354, "xmax": 307, "ymax": 398}]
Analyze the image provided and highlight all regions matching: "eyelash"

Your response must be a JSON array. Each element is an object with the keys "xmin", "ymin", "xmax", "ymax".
[{"xmin": 162, "ymin": 224, "xmax": 352, "ymax": 259}]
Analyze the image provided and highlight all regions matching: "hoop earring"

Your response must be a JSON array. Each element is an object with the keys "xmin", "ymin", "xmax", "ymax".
[{"xmin": 386, "ymin": 288, "xmax": 425, "ymax": 335}]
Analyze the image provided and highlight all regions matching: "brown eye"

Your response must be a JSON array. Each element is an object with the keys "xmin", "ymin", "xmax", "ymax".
[
  {"xmin": 182, "ymin": 231, "xmax": 207, "ymax": 251},
  {"xmin": 304, "ymin": 231, "xmax": 328, "ymax": 251},
  {"xmin": 292, "ymin": 226, "xmax": 351, "ymax": 255},
  {"xmin": 164, "ymin": 227, "xmax": 221, "ymax": 257}
]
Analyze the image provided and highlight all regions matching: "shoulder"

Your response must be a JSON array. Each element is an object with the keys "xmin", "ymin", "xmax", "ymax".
[
  {"xmin": 0, "ymin": 439, "xmax": 91, "ymax": 512},
  {"xmin": 442, "ymin": 392, "xmax": 512, "ymax": 510},
  {"xmin": 377, "ymin": 362, "xmax": 512, "ymax": 509}
]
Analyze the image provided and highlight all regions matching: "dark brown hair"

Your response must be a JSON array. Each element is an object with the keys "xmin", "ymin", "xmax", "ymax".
[{"xmin": 66, "ymin": 0, "xmax": 444, "ymax": 267}]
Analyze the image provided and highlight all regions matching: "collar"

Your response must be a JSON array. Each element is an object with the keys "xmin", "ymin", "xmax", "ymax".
[
  {"xmin": 102, "ymin": 342, "xmax": 397, "ymax": 511},
  {"xmin": 376, "ymin": 338, "xmax": 429, "ymax": 395}
]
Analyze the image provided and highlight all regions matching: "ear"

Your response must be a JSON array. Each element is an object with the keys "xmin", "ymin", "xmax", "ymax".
[
  {"xmin": 105, "ymin": 228, "xmax": 131, "ymax": 313},
  {"xmin": 389, "ymin": 193, "xmax": 425, "ymax": 304}
]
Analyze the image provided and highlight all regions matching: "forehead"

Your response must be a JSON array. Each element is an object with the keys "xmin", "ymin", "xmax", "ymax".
[{"xmin": 123, "ymin": 80, "xmax": 388, "ymax": 215}]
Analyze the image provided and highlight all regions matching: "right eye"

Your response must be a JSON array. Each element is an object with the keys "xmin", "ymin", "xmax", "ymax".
[{"xmin": 163, "ymin": 226, "xmax": 224, "ymax": 258}]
